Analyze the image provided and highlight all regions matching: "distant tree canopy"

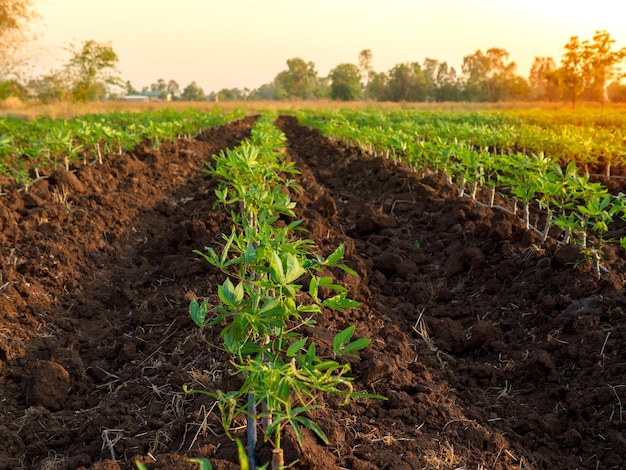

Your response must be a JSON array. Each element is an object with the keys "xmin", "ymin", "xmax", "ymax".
[
  {"xmin": 274, "ymin": 58, "xmax": 320, "ymax": 99},
  {"xmin": 555, "ymin": 30, "xmax": 626, "ymax": 108},
  {"xmin": 65, "ymin": 40, "xmax": 121, "ymax": 101},
  {"xmin": 329, "ymin": 63, "xmax": 362, "ymax": 100},
  {"xmin": 528, "ymin": 57, "xmax": 558, "ymax": 101},
  {"xmin": 142, "ymin": 78, "xmax": 180, "ymax": 99},
  {"xmin": 181, "ymin": 81, "xmax": 205, "ymax": 101},
  {"xmin": 0, "ymin": 0, "xmax": 38, "ymax": 78}
]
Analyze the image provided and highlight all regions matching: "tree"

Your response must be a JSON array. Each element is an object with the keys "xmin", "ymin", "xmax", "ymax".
[
  {"xmin": 167, "ymin": 79, "xmax": 180, "ymax": 98},
  {"xmin": 0, "ymin": 0, "xmax": 38, "ymax": 78},
  {"xmin": 210, "ymin": 87, "xmax": 249, "ymax": 101},
  {"xmin": 329, "ymin": 63, "xmax": 362, "ymax": 100},
  {"xmin": 181, "ymin": 81, "xmax": 205, "ymax": 101},
  {"xmin": 150, "ymin": 78, "xmax": 167, "ymax": 93},
  {"xmin": 558, "ymin": 36, "xmax": 587, "ymax": 109},
  {"xmin": 461, "ymin": 48, "xmax": 523, "ymax": 101},
  {"xmin": 528, "ymin": 57, "xmax": 559, "ymax": 101},
  {"xmin": 584, "ymin": 30, "xmax": 626, "ymax": 108},
  {"xmin": 146, "ymin": 78, "xmax": 178, "ymax": 100},
  {"xmin": 124, "ymin": 80, "xmax": 138, "ymax": 94},
  {"xmin": 607, "ymin": 80, "xmax": 626, "ymax": 102},
  {"xmin": 65, "ymin": 40, "xmax": 121, "ymax": 101},
  {"xmin": 27, "ymin": 71, "xmax": 72, "ymax": 102},
  {"xmin": 274, "ymin": 58, "xmax": 319, "ymax": 99},
  {"xmin": 435, "ymin": 62, "xmax": 462, "ymax": 101},
  {"xmin": 0, "ymin": 79, "xmax": 27, "ymax": 100},
  {"xmin": 386, "ymin": 62, "xmax": 429, "ymax": 101},
  {"xmin": 358, "ymin": 49, "xmax": 373, "ymax": 97},
  {"xmin": 421, "ymin": 58, "xmax": 439, "ymax": 101},
  {"xmin": 248, "ymin": 83, "xmax": 277, "ymax": 100},
  {"xmin": 365, "ymin": 71, "xmax": 387, "ymax": 101}
]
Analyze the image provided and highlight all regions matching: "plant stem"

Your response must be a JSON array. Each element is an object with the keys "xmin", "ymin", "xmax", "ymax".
[
  {"xmin": 541, "ymin": 212, "xmax": 552, "ymax": 244},
  {"xmin": 272, "ymin": 427, "xmax": 283, "ymax": 470},
  {"xmin": 523, "ymin": 202, "xmax": 530, "ymax": 229},
  {"xmin": 247, "ymin": 393, "xmax": 257, "ymax": 470},
  {"xmin": 271, "ymin": 449, "xmax": 284, "ymax": 469}
]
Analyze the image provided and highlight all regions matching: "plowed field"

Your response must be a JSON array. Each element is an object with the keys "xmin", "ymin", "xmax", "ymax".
[{"xmin": 1, "ymin": 115, "xmax": 626, "ymax": 470}]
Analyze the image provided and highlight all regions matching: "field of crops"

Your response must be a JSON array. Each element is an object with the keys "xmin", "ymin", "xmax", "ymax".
[{"xmin": 1, "ymin": 107, "xmax": 626, "ymax": 470}]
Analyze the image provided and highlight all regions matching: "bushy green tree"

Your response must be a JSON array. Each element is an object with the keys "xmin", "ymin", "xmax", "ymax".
[
  {"xmin": 434, "ymin": 61, "xmax": 462, "ymax": 101},
  {"xmin": 65, "ymin": 40, "xmax": 121, "ymax": 101},
  {"xmin": 461, "ymin": 48, "xmax": 527, "ymax": 101},
  {"xmin": 329, "ymin": 63, "xmax": 362, "ymax": 100},
  {"xmin": 558, "ymin": 36, "xmax": 588, "ymax": 109},
  {"xmin": 27, "ymin": 71, "xmax": 72, "ymax": 102},
  {"xmin": 584, "ymin": 30, "xmax": 626, "ymax": 108},
  {"xmin": 365, "ymin": 72, "xmax": 387, "ymax": 101},
  {"xmin": 556, "ymin": 31, "xmax": 625, "ymax": 108},
  {"xmin": 385, "ymin": 62, "xmax": 429, "ymax": 101},
  {"xmin": 274, "ymin": 58, "xmax": 319, "ymax": 99},
  {"xmin": 607, "ymin": 80, "xmax": 626, "ymax": 102},
  {"xmin": 181, "ymin": 81, "xmax": 206, "ymax": 101},
  {"xmin": 0, "ymin": 79, "xmax": 27, "ymax": 99},
  {"xmin": 528, "ymin": 57, "xmax": 559, "ymax": 101}
]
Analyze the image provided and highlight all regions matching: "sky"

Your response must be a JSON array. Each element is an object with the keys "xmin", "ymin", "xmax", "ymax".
[{"xmin": 32, "ymin": 0, "xmax": 626, "ymax": 94}]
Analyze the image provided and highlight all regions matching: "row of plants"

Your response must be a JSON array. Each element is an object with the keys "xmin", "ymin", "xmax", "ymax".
[
  {"xmin": 298, "ymin": 109, "xmax": 626, "ymax": 175},
  {"xmin": 0, "ymin": 108, "xmax": 246, "ymax": 188},
  {"xmin": 185, "ymin": 114, "xmax": 381, "ymax": 469},
  {"xmin": 296, "ymin": 109, "xmax": 626, "ymax": 279}
]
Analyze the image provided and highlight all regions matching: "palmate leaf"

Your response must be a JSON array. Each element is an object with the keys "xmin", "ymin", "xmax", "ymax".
[
  {"xmin": 332, "ymin": 325, "xmax": 370, "ymax": 358},
  {"xmin": 189, "ymin": 298, "xmax": 207, "ymax": 327},
  {"xmin": 266, "ymin": 405, "xmax": 328, "ymax": 447},
  {"xmin": 217, "ymin": 278, "xmax": 244, "ymax": 308},
  {"xmin": 325, "ymin": 243, "xmax": 345, "ymax": 265},
  {"xmin": 286, "ymin": 337, "xmax": 308, "ymax": 357},
  {"xmin": 332, "ymin": 325, "xmax": 355, "ymax": 352},
  {"xmin": 322, "ymin": 292, "xmax": 361, "ymax": 312},
  {"xmin": 269, "ymin": 251, "xmax": 306, "ymax": 286}
]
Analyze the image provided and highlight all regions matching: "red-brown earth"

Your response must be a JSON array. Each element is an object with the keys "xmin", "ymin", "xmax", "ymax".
[{"xmin": 1, "ymin": 114, "xmax": 626, "ymax": 470}]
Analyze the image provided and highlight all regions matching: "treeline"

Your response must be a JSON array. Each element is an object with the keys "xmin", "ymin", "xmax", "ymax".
[
  {"xmin": 1, "ymin": 31, "xmax": 625, "ymax": 108},
  {"xmin": 214, "ymin": 31, "xmax": 626, "ymax": 108}
]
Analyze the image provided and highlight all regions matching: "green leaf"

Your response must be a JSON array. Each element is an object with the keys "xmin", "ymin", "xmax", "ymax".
[
  {"xmin": 332, "ymin": 326, "xmax": 370, "ymax": 357},
  {"xmin": 305, "ymin": 343, "xmax": 317, "ymax": 365},
  {"xmin": 269, "ymin": 251, "xmax": 285, "ymax": 284},
  {"xmin": 189, "ymin": 298, "xmax": 208, "ymax": 327},
  {"xmin": 325, "ymin": 243, "xmax": 345, "ymax": 265},
  {"xmin": 283, "ymin": 252, "xmax": 306, "ymax": 283},
  {"xmin": 322, "ymin": 293, "xmax": 361, "ymax": 312},
  {"xmin": 332, "ymin": 325, "xmax": 355, "ymax": 353},
  {"xmin": 308, "ymin": 276, "xmax": 319, "ymax": 301},
  {"xmin": 334, "ymin": 263, "xmax": 359, "ymax": 277},
  {"xmin": 134, "ymin": 462, "xmax": 148, "ymax": 470},
  {"xmin": 217, "ymin": 278, "xmax": 243, "ymax": 308},
  {"xmin": 286, "ymin": 337, "xmax": 308, "ymax": 357},
  {"xmin": 294, "ymin": 415, "xmax": 329, "ymax": 445},
  {"xmin": 235, "ymin": 439, "xmax": 249, "ymax": 470},
  {"xmin": 340, "ymin": 337, "xmax": 371, "ymax": 354}
]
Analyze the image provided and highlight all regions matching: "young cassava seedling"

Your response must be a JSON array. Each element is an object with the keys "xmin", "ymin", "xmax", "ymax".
[{"xmin": 187, "ymin": 115, "xmax": 383, "ymax": 469}]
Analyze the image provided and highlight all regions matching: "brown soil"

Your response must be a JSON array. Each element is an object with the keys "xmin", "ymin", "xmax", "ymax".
[{"xmin": 1, "ymin": 114, "xmax": 626, "ymax": 470}]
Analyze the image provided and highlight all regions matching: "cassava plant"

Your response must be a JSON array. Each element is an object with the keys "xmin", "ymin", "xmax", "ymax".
[{"xmin": 187, "ymin": 115, "xmax": 381, "ymax": 469}]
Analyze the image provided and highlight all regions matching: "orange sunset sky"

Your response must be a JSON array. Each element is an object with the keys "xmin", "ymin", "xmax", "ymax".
[{"xmin": 33, "ymin": 0, "xmax": 626, "ymax": 93}]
